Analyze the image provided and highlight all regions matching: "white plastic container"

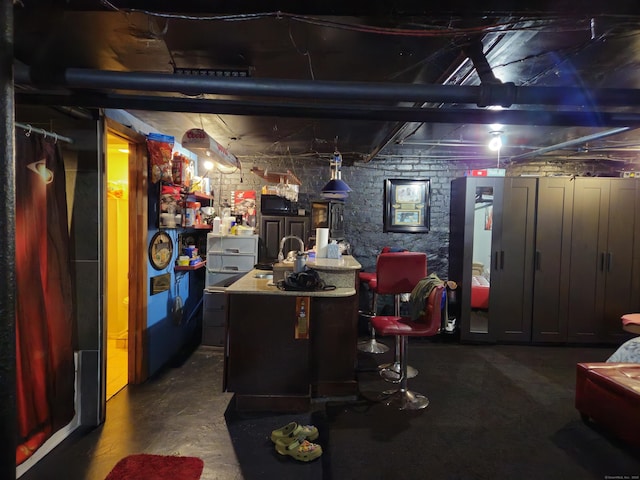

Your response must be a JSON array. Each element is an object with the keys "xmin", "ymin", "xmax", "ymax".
[
  {"xmin": 212, "ymin": 216, "xmax": 221, "ymax": 234},
  {"xmin": 184, "ymin": 208, "xmax": 195, "ymax": 227},
  {"xmin": 221, "ymin": 217, "xmax": 233, "ymax": 234}
]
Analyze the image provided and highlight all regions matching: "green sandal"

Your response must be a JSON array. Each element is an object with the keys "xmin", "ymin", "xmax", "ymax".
[
  {"xmin": 275, "ymin": 437, "xmax": 323, "ymax": 462},
  {"xmin": 270, "ymin": 421, "xmax": 319, "ymax": 444}
]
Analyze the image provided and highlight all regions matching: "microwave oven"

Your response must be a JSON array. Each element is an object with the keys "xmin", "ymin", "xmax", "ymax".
[{"xmin": 260, "ymin": 195, "xmax": 294, "ymax": 215}]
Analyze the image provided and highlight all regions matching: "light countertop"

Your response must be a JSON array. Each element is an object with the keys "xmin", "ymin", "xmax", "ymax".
[
  {"xmin": 225, "ymin": 269, "xmax": 356, "ymax": 297},
  {"xmin": 306, "ymin": 255, "xmax": 361, "ymax": 271}
]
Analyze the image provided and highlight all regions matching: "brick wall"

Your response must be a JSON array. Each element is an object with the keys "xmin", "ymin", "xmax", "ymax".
[{"xmin": 215, "ymin": 151, "xmax": 622, "ymax": 280}]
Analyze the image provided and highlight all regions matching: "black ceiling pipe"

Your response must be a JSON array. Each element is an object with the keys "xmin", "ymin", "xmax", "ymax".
[
  {"xmin": 15, "ymin": 91, "xmax": 640, "ymax": 127},
  {"xmin": 509, "ymin": 127, "xmax": 633, "ymax": 162},
  {"xmin": 462, "ymin": 36, "xmax": 502, "ymax": 86},
  {"xmin": 15, "ymin": 65, "xmax": 640, "ymax": 108}
]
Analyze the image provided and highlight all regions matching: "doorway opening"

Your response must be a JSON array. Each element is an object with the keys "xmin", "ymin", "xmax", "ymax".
[{"xmin": 106, "ymin": 131, "xmax": 130, "ymax": 399}]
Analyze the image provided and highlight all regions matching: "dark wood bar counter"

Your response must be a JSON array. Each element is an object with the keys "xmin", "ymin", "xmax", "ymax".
[{"xmin": 223, "ymin": 256, "xmax": 361, "ymax": 412}]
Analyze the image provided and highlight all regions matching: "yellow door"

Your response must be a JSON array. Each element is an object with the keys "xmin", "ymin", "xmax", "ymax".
[{"xmin": 106, "ymin": 131, "xmax": 130, "ymax": 399}]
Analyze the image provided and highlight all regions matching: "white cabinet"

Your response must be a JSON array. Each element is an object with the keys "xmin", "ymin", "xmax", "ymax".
[{"xmin": 205, "ymin": 234, "xmax": 258, "ymax": 289}]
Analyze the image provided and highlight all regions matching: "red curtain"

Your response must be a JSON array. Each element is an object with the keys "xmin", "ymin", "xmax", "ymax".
[{"xmin": 15, "ymin": 133, "xmax": 76, "ymax": 465}]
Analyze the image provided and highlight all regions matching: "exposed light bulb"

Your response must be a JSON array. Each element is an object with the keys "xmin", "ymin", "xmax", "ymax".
[
  {"xmin": 488, "ymin": 133, "xmax": 502, "ymax": 152},
  {"xmin": 203, "ymin": 160, "xmax": 214, "ymax": 170}
]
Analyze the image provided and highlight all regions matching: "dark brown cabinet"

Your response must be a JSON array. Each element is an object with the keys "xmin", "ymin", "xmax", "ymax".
[
  {"xmin": 225, "ymin": 293, "xmax": 358, "ymax": 412},
  {"xmin": 449, "ymin": 176, "xmax": 640, "ymax": 345},
  {"xmin": 567, "ymin": 178, "xmax": 640, "ymax": 343},
  {"xmin": 449, "ymin": 177, "xmax": 535, "ymax": 343},
  {"xmin": 531, "ymin": 177, "xmax": 574, "ymax": 343},
  {"xmin": 311, "ymin": 200, "xmax": 345, "ymax": 240},
  {"xmin": 225, "ymin": 294, "xmax": 311, "ymax": 410},
  {"xmin": 491, "ymin": 178, "xmax": 537, "ymax": 342},
  {"xmin": 260, "ymin": 215, "xmax": 310, "ymax": 261},
  {"xmin": 449, "ymin": 177, "xmax": 504, "ymax": 343}
]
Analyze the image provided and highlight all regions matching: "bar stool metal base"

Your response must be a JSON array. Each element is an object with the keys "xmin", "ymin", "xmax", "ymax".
[
  {"xmin": 379, "ymin": 362, "xmax": 417, "ymax": 381},
  {"xmin": 357, "ymin": 338, "xmax": 389, "ymax": 354},
  {"xmin": 378, "ymin": 336, "xmax": 430, "ymax": 410},
  {"xmin": 357, "ymin": 312, "xmax": 389, "ymax": 353},
  {"xmin": 381, "ymin": 389, "xmax": 430, "ymax": 410},
  {"xmin": 379, "ymin": 333, "xmax": 417, "ymax": 380}
]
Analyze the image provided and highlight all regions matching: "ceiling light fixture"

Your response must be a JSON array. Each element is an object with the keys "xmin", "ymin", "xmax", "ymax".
[
  {"xmin": 203, "ymin": 160, "xmax": 215, "ymax": 171},
  {"xmin": 321, "ymin": 151, "xmax": 351, "ymax": 199},
  {"xmin": 181, "ymin": 128, "xmax": 240, "ymax": 174},
  {"xmin": 488, "ymin": 131, "xmax": 503, "ymax": 152}
]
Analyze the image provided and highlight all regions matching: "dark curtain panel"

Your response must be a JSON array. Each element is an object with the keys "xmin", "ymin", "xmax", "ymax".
[{"xmin": 15, "ymin": 133, "xmax": 75, "ymax": 465}]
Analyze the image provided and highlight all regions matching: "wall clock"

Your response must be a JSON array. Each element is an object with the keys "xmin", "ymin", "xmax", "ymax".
[{"xmin": 149, "ymin": 231, "xmax": 173, "ymax": 270}]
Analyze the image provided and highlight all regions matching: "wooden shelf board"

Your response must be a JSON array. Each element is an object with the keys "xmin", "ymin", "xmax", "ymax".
[
  {"xmin": 250, "ymin": 167, "xmax": 301, "ymax": 185},
  {"xmin": 192, "ymin": 192, "xmax": 214, "ymax": 201},
  {"xmin": 175, "ymin": 260, "xmax": 206, "ymax": 271}
]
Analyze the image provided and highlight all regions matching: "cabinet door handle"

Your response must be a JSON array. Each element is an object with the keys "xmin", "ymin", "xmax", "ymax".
[
  {"xmin": 225, "ymin": 248, "xmax": 240, "ymax": 254},
  {"xmin": 607, "ymin": 252, "xmax": 612, "ymax": 272},
  {"xmin": 535, "ymin": 251, "xmax": 541, "ymax": 271}
]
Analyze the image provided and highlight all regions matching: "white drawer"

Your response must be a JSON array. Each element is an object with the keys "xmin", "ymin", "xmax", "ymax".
[
  {"xmin": 207, "ymin": 234, "xmax": 258, "ymax": 255},
  {"xmin": 207, "ymin": 254, "xmax": 255, "ymax": 273}
]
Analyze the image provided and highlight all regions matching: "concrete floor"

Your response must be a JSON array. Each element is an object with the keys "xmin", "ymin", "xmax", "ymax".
[
  {"xmin": 17, "ymin": 340, "xmax": 640, "ymax": 480},
  {"xmin": 19, "ymin": 346, "xmax": 242, "ymax": 480}
]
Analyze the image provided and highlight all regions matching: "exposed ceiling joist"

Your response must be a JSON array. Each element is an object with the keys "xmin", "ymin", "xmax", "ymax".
[{"xmin": 15, "ymin": 92, "xmax": 640, "ymax": 129}]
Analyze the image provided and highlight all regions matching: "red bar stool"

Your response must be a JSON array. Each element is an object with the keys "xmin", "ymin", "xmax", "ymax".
[
  {"xmin": 356, "ymin": 247, "xmax": 398, "ymax": 354},
  {"xmin": 371, "ymin": 275, "xmax": 444, "ymax": 410},
  {"xmin": 371, "ymin": 252, "xmax": 427, "ymax": 381},
  {"xmin": 357, "ymin": 271, "xmax": 389, "ymax": 353}
]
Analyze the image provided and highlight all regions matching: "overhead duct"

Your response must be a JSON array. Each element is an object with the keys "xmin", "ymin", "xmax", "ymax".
[{"xmin": 14, "ymin": 65, "xmax": 640, "ymax": 108}]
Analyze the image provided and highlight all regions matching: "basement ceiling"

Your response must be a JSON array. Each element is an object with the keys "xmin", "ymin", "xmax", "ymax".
[{"xmin": 12, "ymin": 1, "xmax": 640, "ymax": 169}]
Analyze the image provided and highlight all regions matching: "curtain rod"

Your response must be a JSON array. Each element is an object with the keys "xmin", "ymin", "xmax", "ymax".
[{"xmin": 15, "ymin": 122, "xmax": 74, "ymax": 144}]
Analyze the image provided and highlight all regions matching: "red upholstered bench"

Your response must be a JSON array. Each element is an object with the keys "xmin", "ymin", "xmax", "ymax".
[
  {"xmin": 575, "ymin": 362, "xmax": 640, "ymax": 449},
  {"xmin": 622, "ymin": 313, "xmax": 640, "ymax": 335}
]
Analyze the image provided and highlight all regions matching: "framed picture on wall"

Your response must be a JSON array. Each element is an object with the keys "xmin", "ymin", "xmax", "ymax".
[{"xmin": 383, "ymin": 178, "xmax": 430, "ymax": 233}]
